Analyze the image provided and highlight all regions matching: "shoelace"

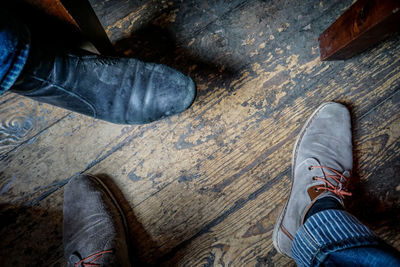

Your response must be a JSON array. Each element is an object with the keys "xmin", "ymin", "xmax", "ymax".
[
  {"xmin": 310, "ymin": 166, "xmax": 352, "ymax": 199},
  {"xmin": 75, "ymin": 250, "xmax": 113, "ymax": 267}
]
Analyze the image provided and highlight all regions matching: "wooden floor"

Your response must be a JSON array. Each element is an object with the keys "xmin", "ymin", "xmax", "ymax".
[{"xmin": 1, "ymin": 0, "xmax": 400, "ymax": 266}]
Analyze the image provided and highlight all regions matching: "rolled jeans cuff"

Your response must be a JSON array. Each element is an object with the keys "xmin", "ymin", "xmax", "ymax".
[
  {"xmin": 291, "ymin": 209, "xmax": 380, "ymax": 267},
  {"xmin": 0, "ymin": 11, "xmax": 30, "ymax": 95}
]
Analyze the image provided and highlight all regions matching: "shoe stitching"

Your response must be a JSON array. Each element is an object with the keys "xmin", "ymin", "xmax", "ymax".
[
  {"xmin": 281, "ymin": 225, "xmax": 294, "ymax": 240},
  {"xmin": 27, "ymin": 74, "xmax": 97, "ymax": 118}
]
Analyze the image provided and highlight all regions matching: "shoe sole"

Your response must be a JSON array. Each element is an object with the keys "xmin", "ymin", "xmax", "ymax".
[{"xmin": 272, "ymin": 102, "xmax": 336, "ymax": 257}]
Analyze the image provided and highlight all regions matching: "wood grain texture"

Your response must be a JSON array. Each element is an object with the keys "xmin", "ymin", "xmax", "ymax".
[
  {"xmin": 90, "ymin": 0, "xmax": 167, "ymax": 43},
  {"xmin": 0, "ymin": 113, "xmax": 140, "ymax": 205},
  {"xmin": 0, "ymin": 93, "xmax": 68, "ymax": 159},
  {"xmin": 0, "ymin": 0, "xmax": 399, "ymax": 266}
]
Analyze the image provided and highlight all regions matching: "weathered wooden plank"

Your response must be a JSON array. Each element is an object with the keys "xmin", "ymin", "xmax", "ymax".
[
  {"xmin": 0, "ymin": 93, "xmax": 68, "ymax": 159},
  {"xmin": 92, "ymin": 0, "xmax": 247, "ymax": 44},
  {"xmin": 90, "ymin": 0, "xmax": 167, "ymax": 43},
  {"xmin": 158, "ymin": 175, "xmax": 295, "ymax": 266},
  {"xmin": 168, "ymin": 0, "xmax": 247, "ymax": 41},
  {"xmin": 112, "ymin": 0, "xmax": 352, "ymax": 68},
  {"xmin": 159, "ymin": 175, "xmax": 295, "ymax": 266},
  {"xmin": 0, "ymin": 113, "xmax": 142, "ymax": 205}
]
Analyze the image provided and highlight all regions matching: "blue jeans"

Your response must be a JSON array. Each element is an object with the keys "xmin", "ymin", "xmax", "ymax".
[
  {"xmin": 0, "ymin": 9, "xmax": 30, "ymax": 95},
  {"xmin": 292, "ymin": 209, "xmax": 400, "ymax": 266}
]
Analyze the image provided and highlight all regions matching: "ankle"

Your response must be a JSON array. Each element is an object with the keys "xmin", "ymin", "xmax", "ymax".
[{"xmin": 304, "ymin": 196, "xmax": 344, "ymax": 222}]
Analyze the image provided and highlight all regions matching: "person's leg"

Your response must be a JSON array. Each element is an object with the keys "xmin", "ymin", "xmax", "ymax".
[
  {"xmin": 293, "ymin": 207, "xmax": 400, "ymax": 266},
  {"xmin": 324, "ymin": 243, "xmax": 400, "ymax": 266},
  {"xmin": 0, "ymin": 9, "xmax": 30, "ymax": 95},
  {"xmin": 1, "ymin": 7, "xmax": 195, "ymax": 125},
  {"xmin": 63, "ymin": 174, "xmax": 132, "ymax": 266},
  {"xmin": 272, "ymin": 102, "xmax": 400, "ymax": 266}
]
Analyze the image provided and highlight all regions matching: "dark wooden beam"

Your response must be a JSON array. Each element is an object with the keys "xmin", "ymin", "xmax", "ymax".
[
  {"xmin": 318, "ymin": 0, "xmax": 400, "ymax": 61},
  {"xmin": 23, "ymin": 0, "xmax": 79, "ymax": 29},
  {"xmin": 21, "ymin": 0, "xmax": 114, "ymax": 55},
  {"xmin": 60, "ymin": 0, "xmax": 115, "ymax": 55}
]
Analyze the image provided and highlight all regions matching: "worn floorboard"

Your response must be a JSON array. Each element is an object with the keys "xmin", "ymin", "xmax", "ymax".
[
  {"xmin": 0, "ymin": 93, "xmax": 68, "ymax": 159},
  {"xmin": 0, "ymin": 0, "xmax": 399, "ymax": 266}
]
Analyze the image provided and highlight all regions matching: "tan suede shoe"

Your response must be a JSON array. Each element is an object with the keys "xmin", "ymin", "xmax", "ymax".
[{"xmin": 273, "ymin": 102, "xmax": 353, "ymax": 257}]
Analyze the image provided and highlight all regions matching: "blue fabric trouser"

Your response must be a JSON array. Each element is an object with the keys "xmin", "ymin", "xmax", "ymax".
[
  {"xmin": 292, "ymin": 209, "xmax": 400, "ymax": 266},
  {"xmin": 0, "ymin": 9, "xmax": 30, "ymax": 95}
]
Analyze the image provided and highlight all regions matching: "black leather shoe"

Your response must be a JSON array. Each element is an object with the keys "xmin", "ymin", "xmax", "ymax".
[{"xmin": 12, "ymin": 45, "xmax": 196, "ymax": 124}]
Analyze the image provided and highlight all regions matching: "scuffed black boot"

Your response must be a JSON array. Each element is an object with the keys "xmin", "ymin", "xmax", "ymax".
[
  {"xmin": 63, "ymin": 174, "xmax": 132, "ymax": 267},
  {"xmin": 11, "ymin": 40, "xmax": 196, "ymax": 124}
]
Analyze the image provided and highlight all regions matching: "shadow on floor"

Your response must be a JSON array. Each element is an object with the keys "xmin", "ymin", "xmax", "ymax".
[
  {"xmin": 347, "ymin": 103, "xmax": 400, "ymax": 244},
  {"xmin": 113, "ymin": 24, "xmax": 240, "ymax": 100},
  {"xmin": 96, "ymin": 173, "xmax": 163, "ymax": 266},
  {"xmin": 0, "ymin": 203, "xmax": 64, "ymax": 266}
]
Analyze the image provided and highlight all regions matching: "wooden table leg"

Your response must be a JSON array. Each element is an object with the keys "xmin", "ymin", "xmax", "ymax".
[
  {"xmin": 23, "ymin": 0, "xmax": 114, "ymax": 55},
  {"xmin": 318, "ymin": 0, "xmax": 400, "ymax": 61},
  {"xmin": 60, "ymin": 0, "xmax": 115, "ymax": 55}
]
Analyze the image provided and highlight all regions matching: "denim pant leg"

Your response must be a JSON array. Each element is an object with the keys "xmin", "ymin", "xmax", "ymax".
[
  {"xmin": 291, "ymin": 209, "xmax": 400, "ymax": 267},
  {"xmin": 0, "ymin": 9, "xmax": 30, "ymax": 95},
  {"xmin": 324, "ymin": 244, "xmax": 400, "ymax": 266}
]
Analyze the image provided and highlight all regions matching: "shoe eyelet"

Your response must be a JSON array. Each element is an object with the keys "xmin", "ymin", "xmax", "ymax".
[
  {"xmin": 312, "ymin": 176, "xmax": 317, "ymax": 180},
  {"xmin": 314, "ymin": 188, "xmax": 319, "ymax": 192},
  {"xmin": 308, "ymin": 166, "xmax": 313, "ymax": 171}
]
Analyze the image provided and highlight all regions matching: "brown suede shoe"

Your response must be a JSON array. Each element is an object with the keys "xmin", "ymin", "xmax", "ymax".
[{"xmin": 63, "ymin": 174, "xmax": 132, "ymax": 266}]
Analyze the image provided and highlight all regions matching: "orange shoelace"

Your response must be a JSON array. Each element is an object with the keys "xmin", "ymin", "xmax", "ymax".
[
  {"xmin": 75, "ymin": 250, "xmax": 113, "ymax": 267},
  {"xmin": 310, "ymin": 166, "xmax": 352, "ymax": 199}
]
